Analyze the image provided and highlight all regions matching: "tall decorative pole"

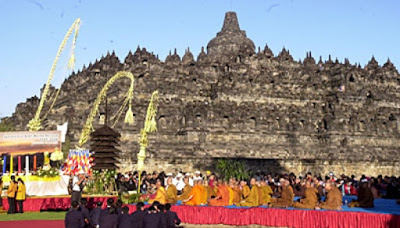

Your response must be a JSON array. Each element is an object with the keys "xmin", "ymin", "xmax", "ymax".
[
  {"xmin": 10, "ymin": 155, "xmax": 13, "ymax": 174},
  {"xmin": 137, "ymin": 91, "xmax": 159, "ymax": 194},
  {"xmin": 27, "ymin": 18, "xmax": 81, "ymax": 131},
  {"xmin": 78, "ymin": 71, "xmax": 135, "ymax": 147}
]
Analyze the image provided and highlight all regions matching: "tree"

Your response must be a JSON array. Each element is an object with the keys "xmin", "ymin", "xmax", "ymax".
[
  {"xmin": 0, "ymin": 118, "xmax": 15, "ymax": 132},
  {"xmin": 216, "ymin": 159, "xmax": 251, "ymax": 181}
]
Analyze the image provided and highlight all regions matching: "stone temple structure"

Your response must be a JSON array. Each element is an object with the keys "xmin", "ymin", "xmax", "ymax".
[{"xmin": 4, "ymin": 12, "xmax": 400, "ymax": 176}]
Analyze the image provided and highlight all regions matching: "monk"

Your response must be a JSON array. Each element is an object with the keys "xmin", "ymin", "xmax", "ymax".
[
  {"xmin": 209, "ymin": 181, "xmax": 230, "ymax": 206},
  {"xmin": 316, "ymin": 181, "xmax": 342, "ymax": 210},
  {"xmin": 166, "ymin": 178, "xmax": 178, "ymax": 204},
  {"xmin": 260, "ymin": 181, "xmax": 273, "ymax": 205},
  {"xmin": 293, "ymin": 181, "xmax": 318, "ymax": 209},
  {"xmin": 230, "ymin": 182, "xmax": 241, "ymax": 205},
  {"xmin": 270, "ymin": 179, "xmax": 294, "ymax": 208},
  {"xmin": 178, "ymin": 177, "xmax": 192, "ymax": 201},
  {"xmin": 183, "ymin": 180, "xmax": 205, "ymax": 206},
  {"xmin": 236, "ymin": 178, "xmax": 259, "ymax": 207},
  {"xmin": 205, "ymin": 180, "xmax": 216, "ymax": 200},
  {"xmin": 240, "ymin": 180, "xmax": 250, "ymax": 200},
  {"xmin": 348, "ymin": 180, "xmax": 374, "ymax": 208},
  {"xmin": 198, "ymin": 180, "xmax": 208, "ymax": 205},
  {"xmin": 148, "ymin": 179, "xmax": 167, "ymax": 204}
]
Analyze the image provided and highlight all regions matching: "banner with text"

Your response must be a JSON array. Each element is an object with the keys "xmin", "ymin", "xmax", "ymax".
[{"xmin": 0, "ymin": 131, "xmax": 61, "ymax": 155}]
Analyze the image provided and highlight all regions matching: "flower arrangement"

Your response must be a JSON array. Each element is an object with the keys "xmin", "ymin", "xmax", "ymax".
[
  {"xmin": 85, "ymin": 169, "xmax": 117, "ymax": 195},
  {"xmin": 36, "ymin": 166, "xmax": 60, "ymax": 178}
]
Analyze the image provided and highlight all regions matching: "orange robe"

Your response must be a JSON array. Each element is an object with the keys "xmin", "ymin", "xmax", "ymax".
[
  {"xmin": 260, "ymin": 185, "xmax": 273, "ymax": 205},
  {"xmin": 209, "ymin": 185, "xmax": 230, "ymax": 206},
  {"xmin": 148, "ymin": 186, "xmax": 167, "ymax": 204},
  {"xmin": 199, "ymin": 185, "xmax": 208, "ymax": 205},
  {"xmin": 166, "ymin": 184, "xmax": 178, "ymax": 204},
  {"xmin": 184, "ymin": 186, "xmax": 204, "ymax": 206},
  {"xmin": 241, "ymin": 185, "xmax": 250, "ymax": 200},
  {"xmin": 205, "ymin": 185, "xmax": 216, "ymax": 199},
  {"xmin": 230, "ymin": 186, "xmax": 241, "ymax": 205},
  {"xmin": 178, "ymin": 185, "xmax": 192, "ymax": 200},
  {"xmin": 236, "ymin": 185, "xmax": 259, "ymax": 207}
]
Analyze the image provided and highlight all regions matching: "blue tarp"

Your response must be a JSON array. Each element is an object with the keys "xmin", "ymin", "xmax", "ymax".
[{"xmin": 171, "ymin": 196, "xmax": 400, "ymax": 215}]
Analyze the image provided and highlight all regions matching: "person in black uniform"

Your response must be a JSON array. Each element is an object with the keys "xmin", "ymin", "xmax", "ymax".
[
  {"xmin": 79, "ymin": 198, "xmax": 90, "ymax": 227},
  {"xmin": 99, "ymin": 205, "xmax": 118, "ymax": 228},
  {"xmin": 117, "ymin": 206, "xmax": 132, "ymax": 228},
  {"xmin": 143, "ymin": 206, "xmax": 159, "ymax": 228},
  {"xmin": 165, "ymin": 203, "xmax": 181, "ymax": 228},
  {"xmin": 89, "ymin": 201, "xmax": 103, "ymax": 227},
  {"xmin": 131, "ymin": 202, "xmax": 145, "ymax": 228},
  {"xmin": 65, "ymin": 201, "xmax": 85, "ymax": 228}
]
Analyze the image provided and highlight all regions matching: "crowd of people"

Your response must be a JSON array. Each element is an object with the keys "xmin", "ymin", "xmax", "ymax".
[
  {"xmin": 115, "ymin": 170, "xmax": 400, "ymax": 209},
  {"xmin": 65, "ymin": 198, "xmax": 181, "ymax": 228}
]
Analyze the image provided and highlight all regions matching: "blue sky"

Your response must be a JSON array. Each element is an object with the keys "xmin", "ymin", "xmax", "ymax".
[{"xmin": 0, "ymin": 0, "xmax": 399, "ymax": 118}]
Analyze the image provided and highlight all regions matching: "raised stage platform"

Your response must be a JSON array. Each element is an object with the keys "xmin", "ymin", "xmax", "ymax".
[{"xmin": 1, "ymin": 195, "xmax": 116, "ymax": 211}]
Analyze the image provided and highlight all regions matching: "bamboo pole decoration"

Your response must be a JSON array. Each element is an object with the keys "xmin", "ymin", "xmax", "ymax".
[
  {"xmin": 18, "ymin": 156, "xmax": 21, "ymax": 174},
  {"xmin": 25, "ymin": 156, "xmax": 29, "ymax": 174},
  {"xmin": 33, "ymin": 155, "xmax": 37, "ymax": 171},
  {"xmin": 27, "ymin": 18, "xmax": 81, "ymax": 131},
  {"xmin": 78, "ymin": 71, "xmax": 136, "ymax": 147},
  {"xmin": 2, "ymin": 156, "xmax": 6, "ymax": 174},
  {"xmin": 137, "ymin": 91, "xmax": 159, "ymax": 194},
  {"xmin": 10, "ymin": 155, "xmax": 13, "ymax": 174}
]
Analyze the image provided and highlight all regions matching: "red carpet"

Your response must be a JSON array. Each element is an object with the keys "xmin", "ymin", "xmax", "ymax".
[{"xmin": 0, "ymin": 220, "xmax": 64, "ymax": 228}]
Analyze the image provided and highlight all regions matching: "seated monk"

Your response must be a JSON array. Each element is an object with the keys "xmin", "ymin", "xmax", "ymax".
[
  {"xmin": 209, "ymin": 181, "xmax": 230, "ymax": 206},
  {"xmin": 348, "ymin": 180, "xmax": 374, "ymax": 208},
  {"xmin": 240, "ymin": 180, "xmax": 251, "ymax": 200},
  {"xmin": 205, "ymin": 180, "xmax": 217, "ymax": 200},
  {"xmin": 260, "ymin": 181, "xmax": 273, "ymax": 205},
  {"xmin": 148, "ymin": 179, "xmax": 167, "ymax": 204},
  {"xmin": 166, "ymin": 177, "xmax": 178, "ymax": 204},
  {"xmin": 293, "ymin": 181, "xmax": 318, "ymax": 209},
  {"xmin": 231, "ymin": 183, "xmax": 241, "ymax": 205},
  {"xmin": 256, "ymin": 181, "xmax": 264, "ymax": 206},
  {"xmin": 198, "ymin": 180, "xmax": 208, "ymax": 205},
  {"xmin": 177, "ymin": 177, "xmax": 192, "ymax": 201},
  {"xmin": 316, "ymin": 181, "xmax": 342, "ymax": 210},
  {"xmin": 236, "ymin": 178, "xmax": 259, "ymax": 207},
  {"xmin": 270, "ymin": 179, "xmax": 294, "ymax": 208},
  {"xmin": 227, "ymin": 178, "xmax": 240, "ymax": 205},
  {"xmin": 183, "ymin": 180, "xmax": 205, "ymax": 206}
]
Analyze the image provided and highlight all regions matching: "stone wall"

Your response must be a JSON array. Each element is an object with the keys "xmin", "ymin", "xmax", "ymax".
[{"xmin": 4, "ymin": 12, "xmax": 400, "ymax": 177}]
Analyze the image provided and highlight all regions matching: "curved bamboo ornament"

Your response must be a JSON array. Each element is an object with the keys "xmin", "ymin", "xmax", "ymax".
[
  {"xmin": 137, "ymin": 91, "xmax": 159, "ymax": 193},
  {"xmin": 27, "ymin": 18, "xmax": 81, "ymax": 131},
  {"xmin": 78, "ymin": 71, "xmax": 135, "ymax": 147},
  {"xmin": 137, "ymin": 90, "xmax": 159, "ymax": 171}
]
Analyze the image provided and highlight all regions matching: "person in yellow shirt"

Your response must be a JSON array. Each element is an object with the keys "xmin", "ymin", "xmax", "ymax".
[
  {"xmin": 166, "ymin": 178, "xmax": 178, "ymax": 204},
  {"xmin": 7, "ymin": 175, "xmax": 18, "ymax": 214},
  {"xmin": 16, "ymin": 178, "xmax": 26, "ymax": 213},
  {"xmin": 236, "ymin": 178, "xmax": 259, "ymax": 207},
  {"xmin": 148, "ymin": 179, "xmax": 167, "ymax": 204}
]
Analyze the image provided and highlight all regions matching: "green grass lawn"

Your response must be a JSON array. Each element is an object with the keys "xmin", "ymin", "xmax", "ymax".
[{"xmin": 0, "ymin": 211, "xmax": 66, "ymax": 221}]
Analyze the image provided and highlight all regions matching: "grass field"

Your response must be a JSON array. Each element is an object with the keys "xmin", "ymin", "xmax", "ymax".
[{"xmin": 0, "ymin": 212, "xmax": 66, "ymax": 221}]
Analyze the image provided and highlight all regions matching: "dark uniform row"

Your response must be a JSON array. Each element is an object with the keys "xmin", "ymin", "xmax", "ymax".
[{"xmin": 65, "ymin": 198, "xmax": 181, "ymax": 228}]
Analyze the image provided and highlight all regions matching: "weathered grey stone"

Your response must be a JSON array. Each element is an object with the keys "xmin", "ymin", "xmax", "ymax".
[{"xmin": 4, "ymin": 11, "xmax": 400, "ymax": 177}]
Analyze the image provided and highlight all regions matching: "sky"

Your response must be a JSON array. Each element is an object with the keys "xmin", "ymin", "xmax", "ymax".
[{"xmin": 0, "ymin": 0, "xmax": 399, "ymax": 118}]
